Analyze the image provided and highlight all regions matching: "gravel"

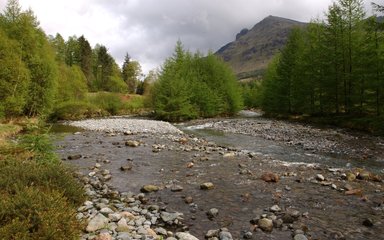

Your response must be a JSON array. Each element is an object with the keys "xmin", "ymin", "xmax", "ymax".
[{"xmin": 67, "ymin": 118, "xmax": 183, "ymax": 135}]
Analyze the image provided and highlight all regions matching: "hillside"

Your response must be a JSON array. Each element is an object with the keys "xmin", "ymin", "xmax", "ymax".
[{"xmin": 215, "ymin": 15, "xmax": 307, "ymax": 79}]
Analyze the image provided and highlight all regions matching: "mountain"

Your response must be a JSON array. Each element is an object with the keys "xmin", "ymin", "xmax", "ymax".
[{"xmin": 215, "ymin": 16, "xmax": 307, "ymax": 79}]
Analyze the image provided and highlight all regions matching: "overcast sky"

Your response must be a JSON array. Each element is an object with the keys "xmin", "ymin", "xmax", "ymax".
[{"xmin": 0, "ymin": 0, "xmax": 375, "ymax": 74}]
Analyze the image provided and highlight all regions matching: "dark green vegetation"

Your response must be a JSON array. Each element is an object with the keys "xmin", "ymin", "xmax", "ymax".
[
  {"xmin": 0, "ymin": 120, "xmax": 85, "ymax": 239},
  {"xmin": 254, "ymin": 0, "xmax": 384, "ymax": 135},
  {"xmin": 0, "ymin": 0, "xmax": 144, "ymax": 121},
  {"xmin": 150, "ymin": 41, "xmax": 243, "ymax": 122},
  {"xmin": 215, "ymin": 16, "xmax": 306, "ymax": 79}
]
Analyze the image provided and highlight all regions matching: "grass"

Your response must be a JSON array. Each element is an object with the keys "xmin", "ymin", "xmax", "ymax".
[{"xmin": 0, "ymin": 120, "xmax": 85, "ymax": 239}]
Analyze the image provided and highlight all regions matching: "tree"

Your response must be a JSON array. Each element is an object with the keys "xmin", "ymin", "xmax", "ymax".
[
  {"xmin": 77, "ymin": 35, "xmax": 94, "ymax": 86},
  {"xmin": 122, "ymin": 53, "xmax": 142, "ymax": 94}
]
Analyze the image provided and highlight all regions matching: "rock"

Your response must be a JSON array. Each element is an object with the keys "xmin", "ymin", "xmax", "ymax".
[
  {"xmin": 146, "ymin": 228, "xmax": 158, "ymax": 238},
  {"xmin": 155, "ymin": 227, "xmax": 168, "ymax": 236},
  {"xmin": 200, "ymin": 182, "xmax": 215, "ymax": 190},
  {"xmin": 184, "ymin": 196, "xmax": 193, "ymax": 204},
  {"xmin": 120, "ymin": 164, "xmax": 133, "ymax": 171},
  {"xmin": 270, "ymin": 205, "xmax": 281, "ymax": 212},
  {"xmin": 116, "ymin": 218, "xmax": 131, "ymax": 232},
  {"xmin": 141, "ymin": 185, "xmax": 159, "ymax": 193},
  {"xmin": 86, "ymin": 213, "xmax": 109, "ymax": 232},
  {"xmin": 207, "ymin": 208, "xmax": 219, "ymax": 219},
  {"xmin": 362, "ymin": 218, "xmax": 374, "ymax": 227},
  {"xmin": 125, "ymin": 140, "xmax": 140, "ymax": 147},
  {"xmin": 67, "ymin": 154, "xmax": 82, "ymax": 160},
  {"xmin": 346, "ymin": 172, "xmax": 356, "ymax": 181},
  {"xmin": 175, "ymin": 232, "xmax": 199, "ymax": 240},
  {"xmin": 357, "ymin": 171, "xmax": 370, "ymax": 180},
  {"xmin": 261, "ymin": 172, "xmax": 279, "ymax": 183},
  {"xmin": 108, "ymin": 213, "xmax": 122, "ymax": 222},
  {"xmin": 100, "ymin": 207, "xmax": 114, "ymax": 215},
  {"xmin": 206, "ymin": 229, "xmax": 220, "ymax": 238},
  {"xmin": 186, "ymin": 162, "xmax": 194, "ymax": 168},
  {"xmin": 345, "ymin": 189, "xmax": 362, "ymax": 196},
  {"xmin": 171, "ymin": 185, "xmax": 184, "ymax": 192},
  {"xmin": 293, "ymin": 234, "xmax": 308, "ymax": 240},
  {"xmin": 223, "ymin": 152, "xmax": 236, "ymax": 158},
  {"xmin": 219, "ymin": 230, "xmax": 233, "ymax": 240},
  {"xmin": 316, "ymin": 174, "xmax": 325, "ymax": 181},
  {"xmin": 258, "ymin": 218, "xmax": 273, "ymax": 232},
  {"xmin": 243, "ymin": 231, "xmax": 253, "ymax": 239},
  {"xmin": 161, "ymin": 212, "xmax": 182, "ymax": 222},
  {"xmin": 95, "ymin": 232, "xmax": 112, "ymax": 240}
]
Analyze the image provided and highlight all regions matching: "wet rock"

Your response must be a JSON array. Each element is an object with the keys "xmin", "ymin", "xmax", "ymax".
[
  {"xmin": 161, "ymin": 212, "xmax": 183, "ymax": 222},
  {"xmin": 175, "ymin": 232, "xmax": 199, "ymax": 240},
  {"xmin": 270, "ymin": 205, "xmax": 281, "ymax": 212},
  {"xmin": 86, "ymin": 213, "xmax": 109, "ymax": 232},
  {"xmin": 171, "ymin": 185, "xmax": 184, "ymax": 192},
  {"xmin": 187, "ymin": 162, "xmax": 194, "ymax": 168},
  {"xmin": 207, "ymin": 208, "xmax": 219, "ymax": 219},
  {"xmin": 120, "ymin": 164, "xmax": 133, "ymax": 171},
  {"xmin": 200, "ymin": 182, "xmax": 215, "ymax": 190},
  {"xmin": 293, "ymin": 234, "xmax": 308, "ymax": 240},
  {"xmin": 261, "ymin": 172, "xmax": 279, "ymax": 183},
  {"xmin": 258, "ymin": 218, "xmax": 273, "ymax": 232},
  {"xmin": 219, "ymin": 230, "xmax": 233, "ymax": 240},
  {"xmin": 223, "ymin": 152, "xmax": 236, "ymax": 158},
  {"xmin": 125, "ymin": 140, "xmax": 140, "ymax": 147},
  {"xmin": 206, "ymin": 229, "xmax": 220, "ymax": 238},
  {"xmin": 141, "ymin": 185, "xmax": 159, "ymax": 193},
  {"xmin": 357, "ymin": 171, "xmax": 370, "ymax": 180},
  {"xmin": 243, "ymin": 231, "xmax": 253, "ymax": 239},
  {"xmin": 345, "ymin": 189, "xmax": 362, "ymax": 196},
  {"xmin": 316, "ymin": 174, "xmax": 325, "ymax": 181},
  {"xmin": 67, "ymin": 154, "xmax": 82, "ymax": 160},
  {"xmin": 362, "ymin": 218, "xmax": 374, "ymax": 227},
  {"xmin": 184, "ymin": 196, "xmax": 193, "ymax": 204}
]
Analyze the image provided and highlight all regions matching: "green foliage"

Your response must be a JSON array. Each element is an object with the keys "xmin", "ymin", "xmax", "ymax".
[
  {"xmin": 259, "ymin": 0, "xmax": 384, "ymax": 125},
  {"xmin": 50, "ymin": 101, "xmax": 103, "ymax": 121},
  {"xmin": 151, "ymin": 41, "xmax": 243, "ymax": 121},
  {"xmin": 89, "ymin": 92, "xmax": 123, "ymax": 115},
  {"xmin": 0, "ymin": 187, "xmax": 82, "ymax": 240}
]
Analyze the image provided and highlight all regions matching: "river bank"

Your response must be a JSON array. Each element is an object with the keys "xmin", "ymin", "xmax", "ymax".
[{"xmin": 55, "ymin": 117, "xmax": 384, "ymax": 240}]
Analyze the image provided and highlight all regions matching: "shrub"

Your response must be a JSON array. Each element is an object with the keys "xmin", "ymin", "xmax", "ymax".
[
  {"xmin": 0, "ymin": 187, "xmax": 82, "ymax": 240},
  {"xmin": 88, "ymin": 92, "xmax": 123, "ymax": 115},
  {"xmin": 50, "ymin": 101, "xmax": 104, "ymax": 121}
]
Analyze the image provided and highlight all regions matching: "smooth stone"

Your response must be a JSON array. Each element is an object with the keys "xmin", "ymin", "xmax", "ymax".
[
  {"xmin": 171, "ymin": 185, "xmax": 184, "ymax": 192},
  {"xmin": 346, "ymin": 172, "xmax": 356, "ymax": 181},
  {"xmin": 207, "ymin": 208, "xmax": 219, "ymax": 219},
  {"xmin": 67, "ymin": 154, "xmax": 82, "ymax": 160},
  {"xmin": 258, "ymin": 218, "xmax": 273, "ymax": 232},
  {"xmin": 261, "ymin": 172, "xmax": 279, "ymax": 183},
  {"xmin": 120, "ymin": 164, "xmax": 133, "ymax": 171},
  {"xmin": 293, "ymin": 234, "xmax": 308, "ymax": 240},
  {"xmin": 205, "ymin": 229, "xmax": 220, "ymax": 238},
  {"xmin": 200, "ymin": 182, "xmax": 215, "ymax": 190},
  {"xmin": 161, "ymin": 212, "xmax": 182, "ymax": 222},
  {"xmin": 141, "ymin": 185, "xmax": 159, "ymax": 193},
  {"xmin": 219, "ymin": 231, "xmax": 233, "ymax": 240},
  {"xmin": 95, "ymin": 232, "xmax": 112, "ymax": 240},
  {"xmin": 175, "ymin": 232, "xmax": 199, "ymax": 240},
  {"xmin": 125, "ymin": 140, "xmax": 140, "ymax": 147},
  {"xmin": 316, "ymin": 174, "xmax": 325, "ymax": 181},
  {"xmin": 270, "ymin": 205, "xmax": 281, "ymax": 212}
]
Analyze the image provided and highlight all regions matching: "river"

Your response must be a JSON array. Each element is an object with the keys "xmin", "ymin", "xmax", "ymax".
[{"xmin": 53, "ymin": 113, "xmax": 384, "ymax": 240}]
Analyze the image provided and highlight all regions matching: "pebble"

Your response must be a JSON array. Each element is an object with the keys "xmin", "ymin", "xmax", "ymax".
[
  {"xmin": 293, "ymin": 234, "xmax": 308, "ymax": 240},
  {"xmin": 261, "ymin": 172, "xmax": 279, "ymax": 183},
  {"xmin": 86, "ymin": 213, "xmax": 109, "ymax": 232},
  {"xmin": 258, "ymin": 218, "xmax": 273, "ymax": 232},
  {"xmin": 316, "ymin": 174, "xmax": 325, "ymax": 181},
  {"xmin": 270, "ymin": 205, "xmax": 281, "ymax": 212},
  {"xmin": 207, "ymin": 208, "xmax": 219, "ymax": 219},
  {"xmin": 141, "ymin": 185, "xmax": 159, "ymax": 193},
  {"xmin": 200, "ymin": 182, "xmax": 215, "ymax": 190}
]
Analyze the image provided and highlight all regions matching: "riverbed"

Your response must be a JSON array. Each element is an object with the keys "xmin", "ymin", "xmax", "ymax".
[{"xmin": 54, "ymin": 113, "xmax": 384, "ymax": 240}]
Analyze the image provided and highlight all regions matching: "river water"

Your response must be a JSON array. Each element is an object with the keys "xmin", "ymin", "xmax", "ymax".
[{"xmin": 53, "ymin": 114, "xmax": 384, "ymax": 239}]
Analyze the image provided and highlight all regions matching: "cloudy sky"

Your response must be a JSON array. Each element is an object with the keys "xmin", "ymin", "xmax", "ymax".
[{"xmin": 0, "ymin": 0, "xmax": 375, "ymax": 74}]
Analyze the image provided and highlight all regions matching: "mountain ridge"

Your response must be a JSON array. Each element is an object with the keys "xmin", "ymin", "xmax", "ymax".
[{"xmin": 215, "ymin": 15, "xmax": 307, "ymax": 79}]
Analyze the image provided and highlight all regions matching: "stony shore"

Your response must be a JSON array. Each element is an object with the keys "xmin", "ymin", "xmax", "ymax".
[{"xmin": 57, "ymin": 117, "xmax": 384, "ymax": 240}]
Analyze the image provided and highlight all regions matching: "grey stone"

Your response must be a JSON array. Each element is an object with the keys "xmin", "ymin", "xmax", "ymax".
[
  {"xmin": 293, "ymin": 234, "xmax": 308, "ymax": 240},
  {"xmin": 175, "ymin": 232, "xmax": 199, "ymax": 240},
  {"xmin": 219, "ymin": 231, "xmax": 233, "ymax": 240},
  {"xmin": 258, "ymin": 218, "xmax": 273, "ymax": 232},
  {"xmin": 86, "ymin": 213, "xmax": 109, "ymax": 232},
  {"xmin": 161, "ymin": 212, "xmax": 182, "ymax": 222}
]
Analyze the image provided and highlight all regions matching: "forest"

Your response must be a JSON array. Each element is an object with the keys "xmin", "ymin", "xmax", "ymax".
[{"xmin": 251, "ymin": 0, "xmax": 384, "ymax": 133}]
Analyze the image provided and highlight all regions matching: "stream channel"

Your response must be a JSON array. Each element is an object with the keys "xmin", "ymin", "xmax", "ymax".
[{"xmin": 53, "ymin": 113, "xmax": 384, "ymax": 240}]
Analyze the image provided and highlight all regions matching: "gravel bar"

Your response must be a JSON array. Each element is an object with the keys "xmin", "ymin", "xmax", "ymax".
[{"xmin": 67, "ymin": 118, "xmax": 183, "ymax": 135}]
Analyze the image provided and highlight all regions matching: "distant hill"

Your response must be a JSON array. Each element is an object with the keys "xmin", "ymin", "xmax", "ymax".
[{"xmin": 215, "ymin": 16, "xmax": 307, "ymax": 80}]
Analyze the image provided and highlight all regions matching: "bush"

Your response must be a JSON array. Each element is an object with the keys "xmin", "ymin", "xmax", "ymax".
[
  {"xmin": 88, "ymin": 92, "xmax": 123, "ymax": 115},
  {"xmin": 0, "ymin": 187, "xmax": 82, "ymax": 240},
  {"xmin": 50, "ymin": 101, "xmax": 104, "ymax": 121}
]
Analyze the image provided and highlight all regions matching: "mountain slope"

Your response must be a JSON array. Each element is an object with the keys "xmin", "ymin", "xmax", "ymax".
[{"xmin": 215, "ymin": 15, "xmax": 307, "ymax": 79}]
